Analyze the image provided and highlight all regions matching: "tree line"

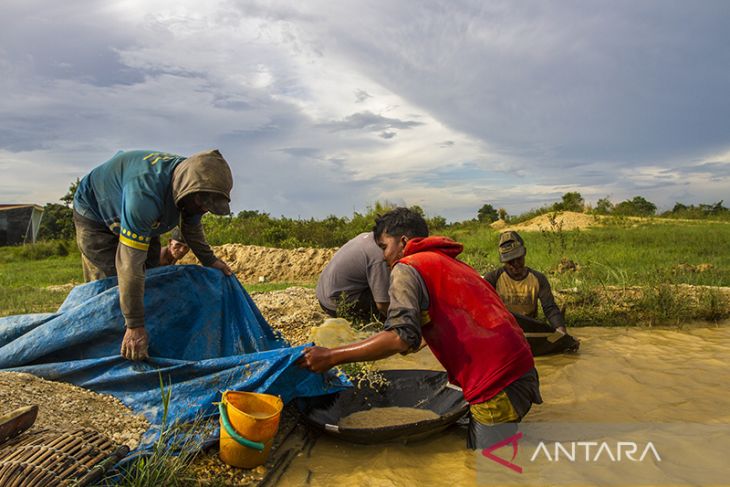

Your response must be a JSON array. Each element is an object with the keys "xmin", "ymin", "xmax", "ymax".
[
  {"xmin": 478, "ymin": 192, "xmax": 728, "ymax": 223},
  {"xmin": 34, "ymin": 181, "xmax": 729, "ymax": 247}
]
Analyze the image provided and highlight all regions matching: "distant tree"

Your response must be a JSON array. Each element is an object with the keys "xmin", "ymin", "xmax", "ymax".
[
  {"xmin": 554, "ymin": 192, "xmax": 584, "ymax": 212},
  {"xmin": 672, "ymin": 202, "xmax": 688, "ymax": 213},
  {"xmin": 664, "ymin": 200, "xmax": 729, "ymax": 219},
  {"xmin": 237, "ymin": 210, "xmax": 266, "ymax": 219},
  {"xmin": 498, "ymin": 208, "xmax": 508, "ymax": 221},
  {"xmin": 477, "ymin": 203, "xmax": 499, "ymax": 223},
  {"xmin": 614, "ymin": 196, "xmax": 657, "ymax": 216},
  {"xmin": 709, "ymin": 200, "xmax": 728, "ymax": 215},
  {"xmin": 38, "ymin": 179, "xmax": 79, "ymax": 240},
  {"xmin": 594, "ymin": 197, "xmax": 613, "ymax": 215},
  {"xmin": 38, "ymin": 203, "xmax": 75, "ymax": 240},
  {"xmin": 60, "ymin": 178, "xmax": 80, "ymax": 208},
  {"xmin": 427, "ymin": 215, "xmax": 447, "ymax": 229}
]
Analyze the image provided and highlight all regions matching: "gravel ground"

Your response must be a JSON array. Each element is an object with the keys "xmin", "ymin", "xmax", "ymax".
[
  {"xmin": 0, "ymin": 371, "xmax": 149, "ymax": 449},
  {"xmin": 251, "ymin": 287, "xmax": 327, "ymax": 345}
]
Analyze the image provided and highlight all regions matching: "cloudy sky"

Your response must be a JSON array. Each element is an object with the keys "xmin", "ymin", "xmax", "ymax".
[{"xmin": 1, "ymin": 0, "xmax": 728, "ymax": 221}]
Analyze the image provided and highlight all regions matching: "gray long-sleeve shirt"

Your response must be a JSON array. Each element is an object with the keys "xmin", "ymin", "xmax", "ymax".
[
  {"xmin": 382, "ymin": 264, "xmax": 430, "ymax": 352},
  {"xmin": 119, "ymin": 217, "xmax": 217, "ymax": 328}
]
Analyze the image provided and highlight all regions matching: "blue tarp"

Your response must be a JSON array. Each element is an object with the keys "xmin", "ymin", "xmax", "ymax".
[{"xmin": 0, "ymin": 265, "xmax": 347, "ymax": 443}]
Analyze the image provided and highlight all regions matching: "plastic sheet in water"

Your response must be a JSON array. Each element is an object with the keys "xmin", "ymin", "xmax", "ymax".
[{"xmin": 514, "ymin": 312, "xmax": 580, "ymax": 356}]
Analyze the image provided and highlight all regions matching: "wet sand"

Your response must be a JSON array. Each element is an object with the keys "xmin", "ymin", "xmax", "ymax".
[{"xmin": 338, "ymin": 407, "xmax": 441, "ymax": 429}]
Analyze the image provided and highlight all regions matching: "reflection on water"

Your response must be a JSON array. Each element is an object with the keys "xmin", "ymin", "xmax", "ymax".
[{"xmin": 280, "ymin": 323, "xmax": 730, "ymax": 486}]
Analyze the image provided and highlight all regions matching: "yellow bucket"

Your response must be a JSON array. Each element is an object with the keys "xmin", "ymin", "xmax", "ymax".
[{"xmin": 218, "ymin": 391, "xmax": 283, "ymax": 468}]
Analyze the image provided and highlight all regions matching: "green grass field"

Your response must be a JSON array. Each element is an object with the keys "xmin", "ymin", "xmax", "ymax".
[
  {"xmin": 0, "ymin": 242, "xmax": 83, "ymax": 315},
  {"xmin": 1, "ymin": 218, "xmax": 728, "ymax": 324},
  {"xmin": 453, "ymin": 219, "xmax": 730, "ymax": 287},
  {"xmin": 453, "ymin": 219, "xmax": 730, "ymax": 326}
]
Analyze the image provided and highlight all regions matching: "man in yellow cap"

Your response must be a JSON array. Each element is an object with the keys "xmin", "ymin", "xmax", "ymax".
[
  {"xmin": 484, "ymin": 231, "xmax": 567, "ymax": 333},
  {"xmin": 73, "ymin": 149, "xmax": 234, "ymax": 361}
]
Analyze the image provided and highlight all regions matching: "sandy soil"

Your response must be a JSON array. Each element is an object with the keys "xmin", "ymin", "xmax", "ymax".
[
  {"xmin": 0, "ymin": 372, "xmax": 149, "ymax": 449},
  {"xmin": 500, "ymin": 211, "xmax": 602, "ymax": 232},
  {"xmin": 492, "ymin": 211, "xmax": 729, "ymax": 234},
  {"xmin": 180, "ymin": 244, "xmax": 336, "ymax": 283},
  {"xmin": 251, "ymin": 287, "xmax": 325, "ymax": 345}
]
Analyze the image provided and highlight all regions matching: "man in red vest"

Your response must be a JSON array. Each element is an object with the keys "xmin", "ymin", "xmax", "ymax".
[{"xmin": 298, "ymin": 207, "xmax": 542, "ymax": 448}]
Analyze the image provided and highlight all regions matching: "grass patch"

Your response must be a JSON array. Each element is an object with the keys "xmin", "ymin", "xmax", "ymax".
[
  {"xmin": 453, "ymin": 219, "xmax": 730, "ymax": 326},
  {"xmin": 555, "ymin": 283, "xmax": 730, "ymax": 328},
  {"xmin": 0, "ymin": 240, "xmax": 74, "ymax": 263},
  {"xmin": 0, "ymin": 286, "xmax": 71, "ymax": 316},
  {"xmin": 638, "ymin": 284, "xmax": 694, "ymax": 327},
  {"xmin": 106, "ymin": 376, "xmax": 213, "ymax": 487},
  {"xmin": 244, "ymin": 281, "xmax": 313, "ymax": 293},
  {"xmin": 0, "ymin": 243, "xmax": 82, "ymax": 316},
  {"xmin": 697, "ymin": 286, "xmax": 730, "ymax": 322},
  {"xmin": 454, "ymin": 220, "xmax": 730, "ymax": 288},
  {"xmin": 0, "ymin": 242, "xmax": 82, "ymax": 289}
]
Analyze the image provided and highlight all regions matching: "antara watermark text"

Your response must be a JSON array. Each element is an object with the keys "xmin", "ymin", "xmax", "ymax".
[
  {"xmin": 478, "ymin": 424, "xmax": 730, "ymax": 486},
  {"xmin": 529, "ymin": 441, "xmax": 661, "ymax": 463}
]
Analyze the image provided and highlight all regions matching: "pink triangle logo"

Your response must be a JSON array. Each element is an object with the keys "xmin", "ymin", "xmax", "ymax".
[{"xmin": 481, "ymin": 432, "xmax": 523, "ymax": 474}]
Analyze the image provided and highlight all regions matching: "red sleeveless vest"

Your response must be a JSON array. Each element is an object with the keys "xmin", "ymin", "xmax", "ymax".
[{"xmin": 398, "ymin": 236, "xmax": 534, "ymax": 404}]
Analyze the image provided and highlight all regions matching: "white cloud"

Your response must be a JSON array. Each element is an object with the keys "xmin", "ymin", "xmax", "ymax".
[{"xmin": 1, "ymin": 0, "xmax": 729, "ymax": 219}]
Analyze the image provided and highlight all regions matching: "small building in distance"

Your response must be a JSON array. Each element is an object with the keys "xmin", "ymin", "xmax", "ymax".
[{"xmin": 0, "ymin": 204, "xmax": 45, "ymax": 246}]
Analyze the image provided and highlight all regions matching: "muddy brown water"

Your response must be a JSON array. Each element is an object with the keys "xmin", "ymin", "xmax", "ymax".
[{"xmin": 279, "ymin": 323, "xmax": 730, "ymax": 486}]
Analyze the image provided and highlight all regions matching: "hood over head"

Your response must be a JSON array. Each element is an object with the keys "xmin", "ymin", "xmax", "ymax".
[
  {"xmin": 403, "ymin": 236, "xmax": 463, "ymax": 259},
  {"xmin": 172, "ymin": 149, "xmax": 233, "ymax": 211}
]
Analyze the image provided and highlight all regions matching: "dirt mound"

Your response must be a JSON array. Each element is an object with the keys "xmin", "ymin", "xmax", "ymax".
[
  {"xmin": 490, "ymin": 219, "xmax": 508, "ymax": 230},
  {"xmin": 250, "ymin": 287, "xmax": 326, "ymax": 345},
  {"xmin": 181, "ymin": 244, "xmax": 336, "ymax": 283},
  {"xmin": 507, "ymin": 211, "xmax": 601, "ymax": 232},
  {"xmin": 0, "ymin": 372, "xmax": 149, "ymax": 449}
]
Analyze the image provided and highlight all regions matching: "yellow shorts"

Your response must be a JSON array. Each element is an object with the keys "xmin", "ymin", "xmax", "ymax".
[{"xmin": 470, "ymin": 391, "xmax": 519, "ymax": 425}]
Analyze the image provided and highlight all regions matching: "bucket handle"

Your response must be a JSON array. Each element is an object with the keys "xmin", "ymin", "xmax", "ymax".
[{"xmin": 218, "ymin": 402, "xmax": 265, "ymax": 452}]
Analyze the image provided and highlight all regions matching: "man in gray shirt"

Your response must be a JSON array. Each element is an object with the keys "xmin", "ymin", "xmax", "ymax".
[{"xmin": 316, "ymin": 232, "xmax": 391, "ymax": 320}]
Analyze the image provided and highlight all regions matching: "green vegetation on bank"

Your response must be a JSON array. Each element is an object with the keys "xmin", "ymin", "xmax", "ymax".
[
  {"xmin": 452, "ymin": 219, "xmax": 730, "ymax": 286},
  {"xmin": 451, "ymin": 219, "xmax": 730, "ymax": 327},
  {"xmin": 2, "ymin": 197, "xmax": 729, "ymax": 325}
]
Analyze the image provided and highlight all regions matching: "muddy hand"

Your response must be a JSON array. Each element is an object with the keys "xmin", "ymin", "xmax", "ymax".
[
  {"xmin": 296, "ymin": 346, "xmax": 334, "ymax": 373},
  {"xmin": 121, "ymin": 327, "xmax": 149, "ymax": 361},
  {"xmin": 210, "ymin": 259, "xmax": 233, "ymax": 276}
]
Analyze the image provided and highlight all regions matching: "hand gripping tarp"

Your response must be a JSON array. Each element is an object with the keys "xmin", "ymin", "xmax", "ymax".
[{"xmin": 0, "ymin": 265, "xmax": 347, "ymax": 442}]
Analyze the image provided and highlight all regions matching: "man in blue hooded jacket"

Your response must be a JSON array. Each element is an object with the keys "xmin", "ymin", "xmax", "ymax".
[{"xmin": 73, "ymin": 149, "xmax": 234, "ymax": 361}]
